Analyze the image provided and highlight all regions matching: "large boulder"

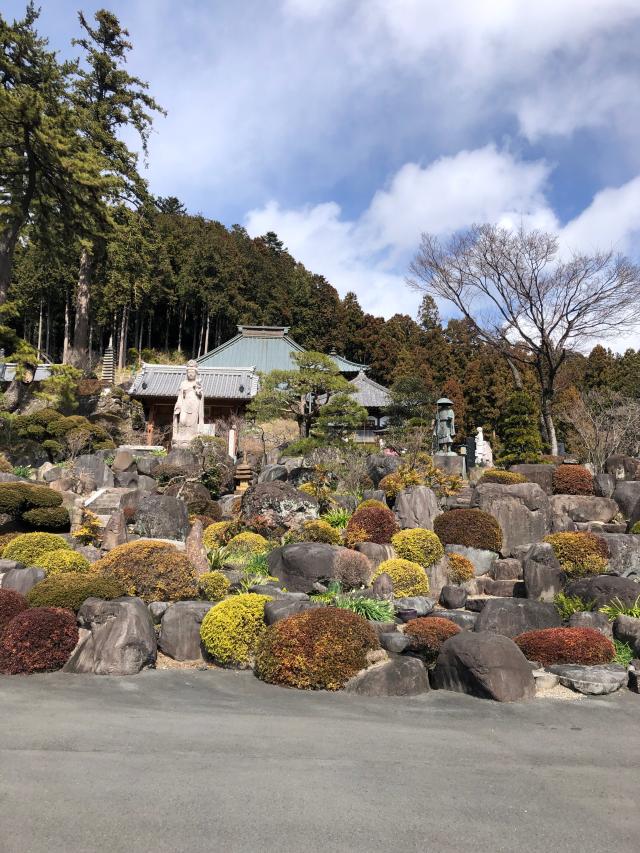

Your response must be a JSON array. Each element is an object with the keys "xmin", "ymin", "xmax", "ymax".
[
  {"xmin": 267, "ymin": 543, "xmax": 341, "ymax": 593},
  {"xmin": 431, "ymin": 632, "xmax": 535, "ymax": 702},
  {"xmin": 564, "ymin": 574, "xmax": 640, "ymax": 608},
  {"xmin": 509, "ymin": 464, "xmax": 556, "ymax": 495},
  {"xmin": 548, "ymin": 664, "xmax": 628, "ymax": 695},
  {"xmin": 263, "ymin": 598, "xmax": 320, "ymax": 625},
  {"xmin": 613, "ymin": 615, "xmax": 640, "ymax": 655},
  {"xmin": 472, "ymin": 483, "xmax": 551, "ymax": 556},
  {"xmin": 165, "ymin": 448, "xmax": 201, "ymax": 472},
  {"xmin": 549, "ymin": 495, "xmax": 618, "ymax": 532},
  {"xmin": 522, "ymin": 543, "xmax": 566, "ymax": 602},
  {"xmin": 64, "ymin": 597, "xmax": 157, "ymax": 675},
  {"xmin": 134, "ymin": 494, "xmax": 190, "ymax": 542},
  {"xmin": 158, "ymin": 601, "xmax": 212, "ymax": 661},
  {"xmin": 613, "ymin": 481, "xmax": 640, "ymax": 517},
  {"xmin": 568, "ymin": 611, "xmax": 613, "ymax": 639},
  {"xmin": 101, "ymin": 509, "xmax": 128, "ymax": 551},
  {"xmin": 597, "ymin": 533, "xmax": 640, "ymax": 577},
  {"xmin": 426, "ymin": 556, "xmax": 450, "ymax": 600},
  {"xmin": 427, "ymin": 609, "xmax": 478, "ymax": 630},
  {"xmin": 344, "ymin": 657, "xmax": 430, "ymax": 696},
  {"xmin": 0, "ymin": 563, "xmax": 44, "ymax": 595},
  {"xmin": 605, "ymin": 455, "xmax": 640, "ymax": 482},
  {"xmin": 445, "ymin": 544, "xmax": 497, "ymax": 576},
  {"xmin": 240, "ymin": 481, "xmax": 319, "ymax": 530},
  {"xmin": 394, "ymin": 486, "xmax": 439, "ymax": 530},
  {"xmin": 71, "ymin": 454, "xmax": 114, "ymax": 488},
  {"xmin": 474, "ymin": 598, "xmax": 561, "ymax": 638},
  {"xmin": 366, "ymin": 454, "xmax": 402, "ymax": 487},
  {"xmin": 111, "ymin": 449, "xmax": 136, "ymax": 474},
  {"xmin": 354, "ymin": 542, "xmax": 396, "ymax": 571},
  {"xmin": 594, "ymin": 472, "xmax": 615, "ymax": 499},
  {"xmin": 258, "ymin": 464, "xmax": 289, "ymax": 484},
  {"xmin": 136, "ymin": 456, "xmax": 160, "ymax": 478}
]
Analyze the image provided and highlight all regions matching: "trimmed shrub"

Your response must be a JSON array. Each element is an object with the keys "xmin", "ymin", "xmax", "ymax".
[
  {"xmin": 344, "ymin": 505, "xmax": 398, "ymax": 546},
  {"xmin": 379, "ymin": 469, "xmax": 422, "ymax": 500},
  {"xmin": 94, "ymin": 540, "xmax": 198, "ymax": 603},
  {"xmin": 296, "ymin": 519, "xmax": 342, "ymax": 545},
  {"xmin": 32, "ymin": 549, "xmax": 91, "ymax": 576},
  {"xmin": 391, "ymin": 528, "xmax": 444, "ymax": 568},
  {"xmin": 0, "ymin": 589, "xmax": 28, "ymax": 636},
  {"xmin": 447, "ymin": 552, "xmax": 475, "ymax": 584},
  {"xmin": 0, "ymin": 607, "xmax": 78, "ymax": 674},
  {"xmin": 552, "ymin": 465, "xmax": 594, "ymax": 496},
  {"xmin": 0, "ymin": 532, "xmax": 19, "ymax": 552},
  {"xmin": 200, "ymin": 593, "xmax": 271, "ymax": 667},
  {"xmin": 0, "ymin": 483, "xmax": 63, "ymax": 516},
  {"xmin": 333, "ymin": 549, "xmax": 372, "ymax": 589},
  {"xmin": 357, "ymin": 499, "xmax": 388, "ymax": 511},
  {"xmin": 0, "ymin": 453, "xmax": 13, "ymax": 474},
  {"xmin": 478, "ymin": 469, "xmax": 527, "ymax": 485},
  {"xmin": 225, "ymin": 532, "xmax": 270, "ymax": 561},
  {"xmin": 203, "ymin": 520, "xmax": 238, "ymax": 551},
  {"xmin": 433, "ymin": 509, "xmax": 503, "ymax": 553},
  {"xmin": 26, "ymin": 574, "xmax": 126, "ymax": 612},
  {"xmin": 514, "ymin": 627, "xmax": 615, "ymax": 666},
  {"xmin": 198, "ymin": 570, "xmax": 231, "ymax": 602},
  {"xmin": 544, "ymin": 532, "xmax": 608, "ymax": 577},
  {"xmin": 255, "ymin": 606, "xmax": 380, "ymax": 690},
  {"xmin": 631, "ymin": 521, "xmax": 640, "ymax": 534},
  {"xmin": 2, "ymin": 532, "xmax": 71, "ymax": 566},
  {"xmin": 22, "ymin": 506, "xmax": 70, "ymax": 531},
  {"xmin": 372, "ymin": 558, "xmax": 429, "ymax": 597},
  {"xmin": 403, "ymin": 616, "xmax": 461, "ymax": 664}
]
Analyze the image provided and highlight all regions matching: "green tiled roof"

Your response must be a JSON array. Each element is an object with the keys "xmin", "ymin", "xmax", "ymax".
[{"xmin": 198, "ymin": 326, "xmax": 368, "ymax": 374}]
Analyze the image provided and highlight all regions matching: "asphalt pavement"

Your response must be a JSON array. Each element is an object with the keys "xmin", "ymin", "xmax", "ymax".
[{"xmin": 1, "ymin": 669, "xmax": 639, "ymax": 853}]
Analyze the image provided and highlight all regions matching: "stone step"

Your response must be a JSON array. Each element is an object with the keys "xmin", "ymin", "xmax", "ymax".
[
  {"xmin": 483, "ymin": 579, "xmax": 526, "ymax": 597},
  {"xmin": 490, "ymin": 558, "xmax": 523, "ymax": 581},
  {"xmin": 84, "ymin": 487, "xmax": 135, "ymax": 515}
]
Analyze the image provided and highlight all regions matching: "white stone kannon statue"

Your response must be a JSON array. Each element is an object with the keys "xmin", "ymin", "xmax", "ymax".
[
  {"xmin": 172, "ymin": 360, "xmax": 205, "ymax": 446},
  {"xmin": 475, "ymin": 426, "xmax": 493, "ymax": 467}
]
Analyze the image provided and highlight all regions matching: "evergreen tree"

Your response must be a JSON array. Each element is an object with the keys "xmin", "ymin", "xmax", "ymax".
[
  {"xmin": 498, "ymin": 391, "xmax": 543, "ymax": 464},
  {"xmin": 313, "ymin": 393, "xmax": 368, "ymax": 442}
]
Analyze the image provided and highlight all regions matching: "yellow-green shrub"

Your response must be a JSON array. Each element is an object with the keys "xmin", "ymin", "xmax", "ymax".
[
  {"xmin": 391, "ymin": 528, "xmax": 444, "ymax": 568},
  {"xmin": 225, "ymin": 532, "xmax": 269, "ymax": 561},
  {"xmin": 94, "ymin": 540, "xmax": 198, "ymax": 602},
  {"xmin": 32, "ymin": 549, "xmax": 91, "ymax": 576},
  {"xmin": 296, "ymin": 519, "xmax": 341, "ymax": 544},
  {"xmin": 203, "ymin": 521, "xmax": 236, "ymax": 551},
  {"xmin": 198, "ymin": 571, "xmax": 231, "ymax": 601},
  {"xmin": 446, "ymin": 552, "xmax": 475, "ymax": 584},
  {"xmin": 2, "ymin": 532, "xmax": 71, "ymax": 566},
  {"xmin": 372, "ymin": 558, "xmax": 430, "ymax": 597},
  {"xmin": 543, "ymin": 532, "xmax": 609, "ymax": 578},
  {"xmin": 199, "ymin": 593, "xmax": 271, "ymax": 667},
  {"xmin": 357, "ymin": 499, "xmax": 388, "ymax": 511},
  {"xmin": 478, "ymin": 468, "xmax": 527, "ymax": 485},
  {"xmin": 378, "ymin": 469, "xmax": 422, "ymax": 500}
]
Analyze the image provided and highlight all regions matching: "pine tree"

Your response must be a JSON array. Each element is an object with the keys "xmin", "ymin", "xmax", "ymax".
[{"xmin": 498, "ymin": 391, "xmax": 543, "ymax": 464}]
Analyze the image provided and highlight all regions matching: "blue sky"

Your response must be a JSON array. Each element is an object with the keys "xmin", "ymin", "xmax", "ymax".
[{"xmin": 7, "ymin": 1, "xmax": 640, "ymax": 346}]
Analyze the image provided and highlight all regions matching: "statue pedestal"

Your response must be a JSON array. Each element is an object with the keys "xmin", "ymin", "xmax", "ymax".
[{"xmin": 434, "ymin": 453, "xmax": 466, "ymax": 478}]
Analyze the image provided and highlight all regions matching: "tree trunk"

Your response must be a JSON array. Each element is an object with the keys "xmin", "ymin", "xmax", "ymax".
[
  {"xmin": 203, "ymin": 313, "xmax": 210, "ymax": 354},
  {"xmin": 164, "ymin": 310, "xmax": 170, "ymax": 352},
  {"xmin": 62, "ymin": 297, "xmax": 71, "ymax": 364},
  {"xmin": 506, "ymin": 357, "xmax": 523, "ymax": 390},
  {"xmin": 117, "ymin": 306, "xmax": 129, "ymax": 369},
  {"xmin": 71, "ymin": 246, "xmax": 92, "ymax": 367},
  {"xmin": 541, "ymin": 393, "xmax": 558, "ymax": 456},
  {"xmin": 45, "ymin": 294, "xmax": 51, "ymax": 357},
  {"xmin": 37, "ymin": 299, "xmax": 43, "ymax": 354},
  {"xmin": 177, "ymin": 305, "xmax": 184, "ymax": 353}
]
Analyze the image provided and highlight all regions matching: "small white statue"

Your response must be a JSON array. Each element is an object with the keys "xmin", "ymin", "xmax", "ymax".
[
  {"xmin": 172, "ymin": 360, "xmax": 205, "ymax": 446},
  {"xmin": 475, "ymin": 427, "xmax": 493, "ymax": 467}
]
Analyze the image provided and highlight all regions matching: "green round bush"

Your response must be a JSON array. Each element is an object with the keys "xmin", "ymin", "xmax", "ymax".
[
  {"xmin": 198, "ymin": 571, "xmax": 231, "ymax": 601},
  {"xmin": 0, "ymin": 607, "xmax": 78, "ymax": 674},
  {"xmin": 225, "ymin": 532, "xmax": 269, "ymax": 561},
  {"xmin": 32, "ymin": 549, "xmax": 91, "ymax": 576},
  {"xmin": 22, "ymin": 506, "xmax": 70, "ymax": 531},
  {"xmin": 200, "ymin": 593, "xmax": 271, "ymax": 667},
  {"xmin": 371, "ymin": 558, "xmax": 429, "ymax": 597},
  {"xmin": 478, "ymin": 469, "xmax": 527, "ymax": 485},
  {"xmin": 391, "ymin": 528, "xmax": 444, "ymax": 568},
  {"xmin": 296, "ymin": 519, "xmax": 342, "ymax": 545},
  {"xmin": 255, "ymin": 606, "xmax": 380, "ymax": 690},
  {"xmin": 2, "ymin": 532, "xmax": 71, "ymax": 566},
  {"xmin": 632, "ymin": 521, "xmax": 640, "ymax": 535},
  {"xmin": 94, "ymin": 540, "xmax": 198, "ymax": 603},
  {"xmin": 26, "ymin": 574, "xmax": 126, "ymax": 612},
  {"xmin": 433, "ymin": 509, "xmax": 503, "ymax": 553},
  {"xmin": 543, "ymin": 532, "xmax": 608, "ymax": 577}
]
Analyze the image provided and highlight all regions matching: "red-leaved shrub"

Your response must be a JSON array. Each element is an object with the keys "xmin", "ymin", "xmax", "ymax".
[
  {"xmin": 345, "ymin": 505, "xmax": 398, "ymax": 545},
  {"xmin": 0, "ymin": 607, "xmax": 78, "ymax": 674},
  {"xmin": 403, "ymin": 616, "xmax": 461, "ymax": 664},
  {"xmin": 0, "ymin": 589, "xmax": 28, "ymax": 637},
  {"xmin": 514, "ymin": 627, "xmax": 614, "ymax": 666},
  {"xmin": 552, "ymin": 465, "xmax": 594, "ymax": 496}
]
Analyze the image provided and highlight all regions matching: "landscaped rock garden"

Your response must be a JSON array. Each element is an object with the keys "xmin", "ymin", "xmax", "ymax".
[{"xmin": 1, "ymin": 449, "xmax": 639, "ymax": 704}]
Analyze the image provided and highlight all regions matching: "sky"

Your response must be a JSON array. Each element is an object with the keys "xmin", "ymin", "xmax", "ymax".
[{"xmin": 7, "ymin": 0, "xmax": 640, "ymax": 349}]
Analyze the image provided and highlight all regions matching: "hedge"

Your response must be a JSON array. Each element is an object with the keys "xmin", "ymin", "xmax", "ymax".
[
  {"xmin": 94, "ymin": 540, "xmax": 198, "ymax": 602},
  {"xmin": 391, "ymin": 528, "xmax": 444, "ymax": 568},
  {"xmin": 0, "ymin": 607, "xmax": 78, "ymax": 674},
  {"xmin": 26, "ymin": 574, "xmax": 126, "ymax": 612},
  {"xmin": 514, "ymin": 627, "xmax": 615, "ymax": 666},
  {"xmin": 2, "ymin": 532, "xmax": 71, "ymax": 566},
  {"xmin": 22, "ymin": 506, "xmax": 71, "ymax": 531},
  {"xmin": 32, "ymin": 549, "xmax": 92, "ymax": 576},
  {"xmin": 446, "ymin": 552, "xmax": 475, "ymax": 584},
  {"xmin": 0, "ymin": 589, "xmax": 28, "ymax": 636},
  {"xmin": 372, "ymin": 558, "xmax": 430, "ymax": 597},
  {"xmin": 543, "ymin": 532, "xmax": 608, "ymax": 577},
  {"xmin": 478, "ymin": 469, "xmax": 527, "ymax": 485},
  {"xmin": 345, "ymin": 504, "xmax": 398, "ymax": 546},
  {"xmin": 433, "ymin": 509, "xmax": 503, "ymax": 553},
  {"xmin": 199, "ymin": 593, "xmax": 271, "ymax": 667},
  {"xmin": 403, "ymin": 616, "xmax": 461, "ymax": 664},
  {"xmin": 197, "ymin": 571, "xmax": 231, "ymax": 602},
  {"xmin": 333, "ymin": 549, "xmax": 372, "ymax": 589},
  {"xmin": 552, "ymin": 465, "xmax": 594, "ymax": 496}
]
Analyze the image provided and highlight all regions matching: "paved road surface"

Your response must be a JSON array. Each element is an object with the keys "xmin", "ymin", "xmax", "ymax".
[{"xmin": 1, "ymin": 670, "xmax": 638, "ymax": 853}]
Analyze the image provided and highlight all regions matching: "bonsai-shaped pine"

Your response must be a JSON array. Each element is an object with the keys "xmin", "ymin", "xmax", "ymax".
[{"xmin": 497, "ymin": 391, "xmax": 543, "ymax": 465}]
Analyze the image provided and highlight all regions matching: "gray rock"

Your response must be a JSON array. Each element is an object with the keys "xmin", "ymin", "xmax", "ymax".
[
  {"xmin": 595, "ymin": 533, "xmax": 640, "ymax": 577},
  {"xmin": 564, "ymin": 574, "xmax": 640, "ymax": 608},
  {"xmin": 522, "ymin": 543, "xmax": 566, "ymax": 602},
  {"xmin": 344, "ymin": 657, "xmax": 430, "ymax": 696},
  {"xmin": 240, "ymin": 481, "xmax": 319, "ymax": 529},
  {"xmin": 426, "ymin": 556, "xmax": 449, "ymax": 600},
  {"xmin": 549, "ymin": 495, "xmax": 619, "ymax": 531},
  {"xmin": 165, "ymin": 448, "xmax": 200, "ymax": 472},
  {"xmin": 629, "ymin": 660, "xmax": 640, "ymax": 694},
  {"xmin": 267, "ymin": 543, "xmax": 343, "ymax": 593},
  {"xmin": 568, "ymin": 611, "xmax": 613, "ymax": 639},
  {"xmin": 509, "ymin": 464, "xmax": 556, "ymax": 494},
  {"xmin": 605, "ymin": 455, "xmax": 640, "ymax": 482},
  {"xmin": 431, "ymin": 632, "xmax": 536, "ymax": 701},
  {"xmin": 490, "ymin": 559, "xmax": 523, "ymax": 580},
  {"xmin": 427, "ymin": 610, "xmax": 478, "ymax": 630},
  {"xmin": 218, "ymin": 494, "xmax": 241, "ymax": 518},
  {"xmin": 474, "ymin": 598, "xmax": 561, "ymax": 638},
  {"xmin": 366, "ymin": 454, "xmax": 402, "ymax": 487},
  {"xmin": 148, "ymin": 601, "xmax": 169, "ymax": 624},
  {"xmin": 472, "ymin": 483, "xmax": 551, "ymax": 557},
  {"xmin": 394, "ymin": 486, "xmax": 440, "ymax": 530},
  {"xmin": 101, "ymin": 509, "xmax": 128, "ymax": 551},
  {"xmin": 43, "ymin": 466, "xmax": 65, "ymax": 483},
  {"xmin": 71, "ymin": 455, "xmax": 114, "ymax": 488},
  {"xmin": 159, "ymin": 601, "xmax": 213, "ymax": 661},
  {"xmin": 65, "ymin": 597, "xmax": 157, "ymax": 675},
  {"xmin": 73, "ymin": 544, "xmax": 101, "ymax": 564},
  {"xmin": 361, "ymin": 489, "xmax": 387, "ymax": 504},
  {"xmin": 445, "ymin": 544, "xmax": 497, "ymax": 576},
  {"xmin": 440, "ymin": 585, "xmax": 468, "ymax": 609},
  {"xmin": 0, "ymin": 565, "xmax": 44, "ymax": 594},
  {"xmin": 533, "ymin": 669, "xmax": 560, "ymax": 691},
  {"xmin": 393, "ymin": 596, "xmax": 435, "ymax": 617},
  {"xmin": 136, "ymin": 474, "xmax": 157, "ymax": 492},
  {"xmin": 111, "ymin": 449, "xmax": 136, "ymax": 473},
  {"xmin": 613, "ymin": 615, "xmax": 640, "ymax": 655},
  {"xmin": 185, "ymin": 520, "xmax": 209, "ymax": 575},
  {"xmin": 354, "ymin": 542, "xmax": 396, "ymax": 571},
  {"xmin": 548, "ymin": 663, "xmax": 628, "ymax": 695},
  {"xmin": 263, "ymin": 598, "xmax": 321, "ymax": 625},
  {"xmin": 371, "ymin": 572, "xmax": 394, "ymax": 600},
  {"xmin": 594, "ymin": 472, "xmax": 615, "ymax": 499},
  {"xmin": 135, "ymin": 456, "xmax": 160, "ymax": 477},
  {"xmin": 379, "ymin": 632, "xmax": 411, "ymax": 654},
  {"xmin": 114, "ymin": 470, "xmax": 138, "ymax": 488},
  {"xmin": 258, "ymin": 464, "xmax": 289, "ymax": 483},
  {"xmin": 134, "ymin": 494, "xmax": 190, "ymax": 542}
]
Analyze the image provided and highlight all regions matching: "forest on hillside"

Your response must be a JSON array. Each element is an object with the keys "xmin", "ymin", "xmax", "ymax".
[{"xmin": 2, "ymin": 5, "xmax": 640, "ymax": 457}]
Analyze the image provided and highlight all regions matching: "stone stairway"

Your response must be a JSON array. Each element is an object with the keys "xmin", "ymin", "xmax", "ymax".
[{"xmin": 83, "ymin": 487, "xmax": 136, "ymax": 524}]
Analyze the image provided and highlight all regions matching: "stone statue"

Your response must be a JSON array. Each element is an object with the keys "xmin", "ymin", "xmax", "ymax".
[
  {"xmin": 434, "ymin": 397, "xmax": 456, "ymax": 455},
  {"xmin": 172, "ymin": 360, "xmax": 205, "ymax": 446},
  {"xmin": 475, "ymin": 427, "xmax": 493, "ymax": 467}
]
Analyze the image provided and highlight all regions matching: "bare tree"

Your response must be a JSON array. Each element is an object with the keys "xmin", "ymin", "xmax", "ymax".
[
  {"xmin": 557, "ymin": 389, "xmax": 640, "ymax": 472},
  {"xmin": 408, "ymin": 225, "xmax": 640, "ymax": 455}
]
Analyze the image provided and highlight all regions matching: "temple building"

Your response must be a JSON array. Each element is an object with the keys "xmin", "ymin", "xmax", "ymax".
[{"xmin": 129, "ymin": 325, "xmax": 390, "ymax": 440}]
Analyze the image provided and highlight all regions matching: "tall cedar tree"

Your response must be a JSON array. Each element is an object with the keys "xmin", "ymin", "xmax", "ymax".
[{"xmin": 498, "ymin": 391, "xmax": 543, "ymax": 465}]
